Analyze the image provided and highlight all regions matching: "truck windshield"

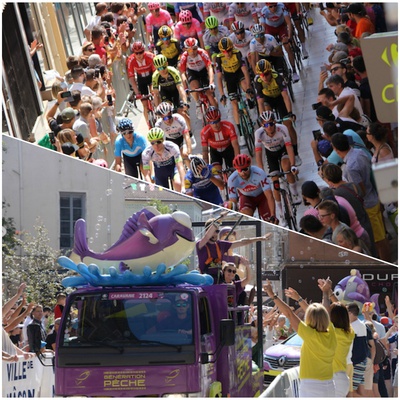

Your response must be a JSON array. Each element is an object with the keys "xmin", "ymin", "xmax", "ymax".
[{"xmin": 61, "ymin": 290, "xmax": 193, "ymax": 347}]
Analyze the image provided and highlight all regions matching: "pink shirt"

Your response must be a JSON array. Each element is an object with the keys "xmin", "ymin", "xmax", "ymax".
[
  {"xmin": 145, "ymin": 9, "xmax": 173, "ymax": 33},
  {"xmin": 174, "ymin": 19, "xmax": 203, "ymax": 42}
]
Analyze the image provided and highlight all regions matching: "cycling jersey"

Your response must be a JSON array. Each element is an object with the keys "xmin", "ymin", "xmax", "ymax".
[
  {"xmin": 201, "ymin": 121, "xmax": 238, "ymax": 151},
  {"xmin": 155, "ymin": 113, "xmax": 188, "ymax": 140},
  {"xmin": 228, "ymin": 166, "xmax": 272, "ymax": 199},
  {"xmin": 174, "ymin": 3, "xmax": 204, "ymax": 23},
  {"xmin": 254, "ymin": 72, "xmax": 286, "ymax": 99},
  {"xmin": 228, "ymin": 3, "xmax": 258, "ymax": 29},
  {"xmin": 142, "ymin": 140, "xmax": 182, "ymax": 170},
  {"xmin": 126, "ymin": 52, "xmax": 155, "ymax": 79},
  {"xmin": 254, "ymin": 123, "xmax": 291, "ymax": 153},
  {"xmin": 152, "ymin": 66, "xmax": 182, "ymax": 91},
  {"xmin": 249, "ymin": 35, "xmax": 279, "ymax": 57},
  {"xmin": 174, "ymin": 19, "xmax": 203, "ymax": 44},
  {"xmin": 179, "ymin": 48, "xmax": 212, "ymax": 73},
  {"xmin": 215, "ymin": 49, "xmax": 245, "ymax": 74},
  {"xmin": 155, "ymin": 39, "xmax": 181, "ymax": 67},
  {"xmin": 204, "ymin": 25, "xmax": 230, "ymax": 52},
  {"xmin": 184, "ymin": 165, "xmax": 223, "ymax": 205},
  {"xmin": 145, "ymin": 9, "xmax": 173, "ymax": 33},
  {"xmin": 203, "ymin": 3, "xmax": 229, "ymax": 24},
  {"xmin": 114, "ymin": 132, "xmax": 147, "ymax": 158},
  {"xmin": 260, "ymin": 3, "xmax": 288, "ymax": 27},
  {"xmin": 228, "ymin": 30, "xmax": 253, "ymax": 59}
]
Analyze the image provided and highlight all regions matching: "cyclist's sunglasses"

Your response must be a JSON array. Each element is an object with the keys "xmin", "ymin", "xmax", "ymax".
[
  {"xmin": 237, "ymin": 167, "xmax": 249, "ymax": 173},
  {"xmin": 187, "ymin": 46, "xmax": 198, "ymax": 51},
  {"xmin": 151, "ymin": 140, "xmax": 163, "ymax": 145},
  {"xmin": 162, "ymin": 36, "xmax": 171, "ymax": 41},
  {"xmin": 261, "ymin": 71, "xmax": 271, "ymax": 77},
  {"xmin": 235, "ymin": 30, "xmax": 245, "ymax": 35},
  {"xmin": 135, "ymin": 51, "xmax": 144, "ymax": 55},
  {"xmin": 175, "ymin": 302, "xmax": 188, "ymax": 307},
  {"xmin": 264, "ymin": 122, "xmax": 275, "ymax": 128},
  {"xmin": 123, "ymin": 130, "xmax": 134, "ymax": 135},
  {"xmin": 209, "ymin": 119, "xmax": 221, "ymax": 124},
  {"xmin": 162, "ymin": 114, "xmax": 172, "ymax": 121},
  {"xmin": 255, "ymin": 33, "xmax": 264, "ymax": 38},
  {"xmin": 157, "ymin": 66, "xmax": 167, "ymax": 71}
]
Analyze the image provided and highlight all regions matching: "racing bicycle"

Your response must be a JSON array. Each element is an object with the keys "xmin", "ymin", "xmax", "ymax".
[
  {"xmin": 186, "ymin": 85, "xmax": 213, "ymax": 127},
  {"xmin": 135, "ymin": 93, "xmax": 157, "ymax": 128}
]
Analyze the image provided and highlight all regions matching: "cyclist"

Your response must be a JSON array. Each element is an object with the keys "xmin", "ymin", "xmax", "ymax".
[
  {"xmin": 155, "ymin": 25, "xmax": 182, "ymax": 68},
  {"xmin": 126, "ymin": 41, "xmax": 155, "ymax": 128},
  {"xmin": 154, "ymin": 102, "xmax": 192, "ymax": 167},
  {"xmin": 203, "ymin": 3, "xmax": 230, "ymax": 28},
  {"xmin": 215, "ymin": 37, "xmax": 255, "ymax": 133},
  {"xmin": 284, "ymin": 2, "xmax": 309, "ymax": 58},
  {"xmin": 179, "ymin": 38, "xmax": 218, "ymax": 119},
  {"xmin": 228, "ymin": 2, "xmax": 259, "ymax": 30},
  {"xmin": 200, "ymin": 106, "xmax": 239, "ymax": 169},
  {"xmin": 173, "ymin": 10, "xmax": 205, "ymax": 50},
  {"xmin": 248, "ymin": 23, "xmax": 283, "ymax": 75},
  {"xmin": 254, "ymin": 111, "xmax": 301, "ymax": 225},
  {"xmin": 141, "ymin": 127, "xmax": 186, "ymax": 192},
  {"xmin": 203, "ymin": 16, "xmax": 230, "ymax": 61},
  {"xmin": 151, "ymin": 54, "xmax": 191, "ymax": 133},
  {"xmin": 145, "ymin": 2, "xmax": 173, "ymax": 47},
  {"xmin": 184, "ymin": 156, "xmax": 224, "ymax": 205},
  {"xmin": 254, "ymin": 59, "xmax": 301, "ymax": 165},
  {"xmin": 227, "ymin": 154, "xmax": 277, "ymax": 222},
  {"xmin": 260, "ymin": 3, "xmax": 300, "ymax": 82},
  {"xmin": 228, "ymin": 21, "xmax": 254, "ymax": 66},
  {"xmin": 174, "ymin": 3, "xmax": 204, "ymax": 26},
  {"xmin": 114, "ymin": 118, "xmax": 147, "ymax": 178}
]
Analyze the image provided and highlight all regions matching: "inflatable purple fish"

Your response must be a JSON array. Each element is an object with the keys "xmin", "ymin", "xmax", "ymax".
[{"xmin": 73, "ymin": 207, "xmax": 195, "ymax": 271}]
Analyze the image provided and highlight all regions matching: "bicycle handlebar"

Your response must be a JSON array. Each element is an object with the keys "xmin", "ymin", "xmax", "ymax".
[
  {"xmin": 267, "ymin": 170, "xmax": 292, "ymax": 178},
  {"xmin": 135, "ymin": 94, "xmax": 153, "ymax": 100},
  {"xmin": 185, "ymin": 86, "xmax": 212, "ymax": 93}
]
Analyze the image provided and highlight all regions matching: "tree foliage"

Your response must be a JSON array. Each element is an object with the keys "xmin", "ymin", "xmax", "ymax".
[{"xmin": 2, "ymin": 217, "xmax": 68, "ymax": 307}]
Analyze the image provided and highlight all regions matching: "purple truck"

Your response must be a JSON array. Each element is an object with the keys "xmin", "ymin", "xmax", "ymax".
[{"xmin": 55, "ymin": 283, "xmax": 264, "ymax": 397}]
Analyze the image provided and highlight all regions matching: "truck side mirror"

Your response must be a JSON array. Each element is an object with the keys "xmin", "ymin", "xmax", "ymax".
[{"xmin": 220, "ymin": 319, "xmax": 235, "ymax": 346}]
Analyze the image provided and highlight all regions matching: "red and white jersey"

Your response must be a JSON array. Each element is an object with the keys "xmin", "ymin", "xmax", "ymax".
[
  {"xmin": 201, "ymin": 121, "xmax": 238, "ymax": 151},
  {"xmin": 179, "ymin": 48, "xmax": 212, "ymax": 73},
  {"xmin": 127, "ymin": 52, "xmax": 155, "ymax": 79},
  {"xmin": 255, "ymin": 123, "xmax": 291, "ymax": 153}
]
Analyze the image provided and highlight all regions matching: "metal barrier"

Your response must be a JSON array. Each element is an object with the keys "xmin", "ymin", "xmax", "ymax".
[{"xmin": 260, "ymin": 366, "xmax": 300, "ymax": 398}]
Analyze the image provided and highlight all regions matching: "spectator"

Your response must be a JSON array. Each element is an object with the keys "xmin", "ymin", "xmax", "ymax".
[
  {"xmin": 344, "ymin": 3, "xmax": 375, "ymax": 39},
  {"xmin": 54, "ymin": 293, "xmax": 66, "ymax": 320},
  {"xmin": 69, "ymin": 66, "xmax": 97, "ymax": 97},
  {"xmin": 45, "ymin": 318, "xmax": 61, "ymax": 351},
  {"xmin": 27, "ymin": 305, "xmax": 47, "ymax": 354},
  {"xmin": 73, "ymin": 102, "xmax": 100, "ymax": 154},
  {"xmin": 330, "ymin": 133, "xmax": 390, "ymax": 261},
  {"xmin": 335, "ymin": 226, "xmax": 371, "ymax": 255},
  {"xmin": 264, "ymin": 280, "xmax": 337, "ymax": 397},
  {"xmin": 91, "ymin": 25, "xmax": 107, "ymax": 64},
  {"xmin": 366, "ymin": 122, "xmax": 395, "ymax": 164},
  {"xmin": 220, "ymin": 260, "xmax": 252, "ymax": 305},
  {"xmin": 299, "ymin": 215, "xmax": 333, "ymax": 242},
  {"xmin": 84, "ymin": 3, "xmax": 108, "ymax": 41}
]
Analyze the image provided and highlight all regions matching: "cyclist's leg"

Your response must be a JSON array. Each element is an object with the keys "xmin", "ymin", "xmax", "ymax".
[
  {"xmin": 123, "ymin": 154, "xmax": 141, "ymax": 178},
  {"xmin": 187, "ymin": 69, "xmax": 200, "ymax": 103},
  {"xmin": 265, "ymin": 148, "xmax": 285, "ymax": 217},
  {"xmin": 138, "ymin": 77, "xmax": 152, "ymax": 125},
  {"xmin": 255, "ymin": 192, "xmax": 272, "ymax": 221},
  {"xmin": 154, "ymin": 165, "xmax": 172, "ymax": 189},
  {"xmin": 279, "ymin": 24, "xmax": 297, "ymax": 75},
  {"xmin": 280, "ymin": 153, "xmax": 300, "ymax": 199},
  {"xmin": 222, "ymin": 146, "xmax": 235, "ymax": 169},
  {"xmin": 237, "ymin": 193, "xmax": 256, "ymax": 217},
  {"xmin": 172, "ymin": 166, "xmax": 182, "ymax": 192},
  {"xmin": 226, "ymin": 73, "xmax": 241, "ymax": 127}
]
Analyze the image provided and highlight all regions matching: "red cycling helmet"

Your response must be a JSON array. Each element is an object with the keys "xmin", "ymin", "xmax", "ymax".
[
  {"xmin": 233, "ymin": 154, "xmax": 251, "ymax": 170},
  {"xmin": 179, "ymin": 10, "xmax": 193, "ymax": 23},
  {"xmin": 231, "ymin": 21, "xmax": 245, "ymax": 32},
  {"xmin": 184, "ymin": 37, "xmax": 198, "ymax": 49},
  {"xmin": 205, "ymin": 106, "xmax": 221, "ymax": 121},
  {"xmin": 148, "ymin": 2, "xmax": 160, "ymax": 11},
  {"xmin": 132, "ymin": 41, "xmax": 145, "ymax": 53}
]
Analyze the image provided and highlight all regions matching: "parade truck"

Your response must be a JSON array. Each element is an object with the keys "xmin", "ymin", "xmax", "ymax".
[{"xmin": 54, "ymin": 280, "xmax": 264, "ymax": 397}]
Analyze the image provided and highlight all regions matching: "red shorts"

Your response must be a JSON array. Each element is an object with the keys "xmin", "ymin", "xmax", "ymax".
[
  {"xmin": 264, "ymin": 24, "xmax": 289, "ymax": 43},
  {"xmin": 238, "ymin": 192, "xmax": 271, "ymax": 221}
]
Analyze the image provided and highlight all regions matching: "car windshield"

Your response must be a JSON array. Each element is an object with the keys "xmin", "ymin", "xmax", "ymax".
[
  {"xmin": 61, "ymin": 290, "xmax": 193, "ymax": 347},
  {"xmin": 282, "ymin": 333, "xmax": 303, "ymax": 346}
]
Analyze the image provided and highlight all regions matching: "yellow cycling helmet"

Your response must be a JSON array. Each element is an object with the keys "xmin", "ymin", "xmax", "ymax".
[
  {"xmin": 147, "ymin": 127, "xmax": 165, "ymax": 142},
  {"xmin": 153, "ymin": 54, "xmax": 168, "ymax": 68},
  {"xmin": 158, "ymin": 25, "xmax": 172, "ymax": 39},
  {"xmin": 255, "ymin": 59, "xmax": 272, "ymax": 75},
  {"xmin": 218, "ymin": 37, "xmax": 233, "ymax": 53}
]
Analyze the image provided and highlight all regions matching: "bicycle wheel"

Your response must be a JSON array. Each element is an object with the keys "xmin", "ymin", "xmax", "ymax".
[
  {"xmin": 281, "ymin": 190, "xmax": 294, "ymax": 230},
  {"xmin": 281, "ymin": 58, "xmax": 295, "ymax": 103},
  {"xmin": 240, "ymin": 112, "xmax": 255, "ymax": 157},
  {"xmin": 286, "ymin": 190, "xmax": 299, "ymax": 231}
]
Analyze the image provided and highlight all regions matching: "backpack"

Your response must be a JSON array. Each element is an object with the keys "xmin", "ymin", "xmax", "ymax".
[{"xmin": 374, "ymin": 339, "xmax": 388, "ymax": 365}]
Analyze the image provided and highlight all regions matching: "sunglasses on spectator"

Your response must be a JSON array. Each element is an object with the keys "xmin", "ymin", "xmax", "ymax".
[
  {"xmin": 123, "ymin": 130, "xmax": 133, "ymax": 135},
  {"xmin": 86, "ymin": 47, "xmax": 95, "ymax": 52},
  {"xmin": 162, "ymin": 115, "xmax": 172, "ymax": 121},
  {"xmin": 175, "ymin": 302, "xmax": 188, "ymax": 307},
  {"xmin": 264, "ymin": 122, "xmax": 275, "ymax": 128},
  {"xmin": 235, "ymin": 30, "xmax": 245, "ymax": 35},
  {"xmin": 157, "ymin": 66, "xmax": 167, "ymax": 71},
  {"xmin": 268, "ymin": 5, "xmax": 277, "ymax": 8},
  {"xmin": 151, "ymin": 140, "xmax": 163, "ymax": 145},
  {"xmin": 237, "ymin": 167, "xmax": 249, "ymax": 173},
  {"xmin": 255, "ymin": 33, "xmax": 264, "ymax": 38},
  {"xmin": 330, "ymin": 66, "xmax": 342, "ymax": 73},
  {"xmin": 210, "ymin": 119, "xmax": 221, "ymax": 124},
  {"xmin": 226, "ymin": 268, "xmax": 237, "ymax": 274},
  {"xmin": 135, "ymin": 51, "xmax": 144, "ymax": 55},
  {"xmin": 162, "ymin": 36, "xmax": 171, "ymax": 41}
]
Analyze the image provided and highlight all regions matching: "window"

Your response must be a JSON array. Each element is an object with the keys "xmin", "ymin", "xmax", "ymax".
[{"xmin": 59, "ymin": 192, "xmax": 85, "ymax": 249}]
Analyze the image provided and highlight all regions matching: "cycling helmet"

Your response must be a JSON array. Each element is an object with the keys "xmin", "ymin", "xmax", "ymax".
[
  {"xmin": 117, "ymin": 117, "xmax": 134, "ymax": 132},
  {"xmin": 92, "ymin": 159, "xmax": 108, "ymax": 168},
  {"xmin": 231, "ymin": 21, "xmax": 244, "ymax": 32},
  {"xmin": 153, "ymin": 54, "xmax": 168, "ymax": 68},
  {"xmin": 259, "ymin": 110, "xmax": 275, "ymax": 123},
  {"xmin": 190, "ymin": 156, "xmax": 208, "ymax": 178},
  {"xmin": 148, "ymin": 2, "xmax": 160, "ymax": 11},
  {"xmin": 233, "ymin": 154, "xmax": 251, "ymax": 170},
  {"xmin": 158, "ymin": 25, "xmax": 172, "ymax": 39},
  {"xmin": 251, "ymin": 24, "xmax": 265, "ymax": 35},
  {"xmin": 156, "ymin": 102, "xmax": 173, "ymax": 116},
  {"xmin": 184, "ymin": 37, "xmax": 198, "ymax": 49},
  {"xmin": 255, "ymin": 59, "xmax": 272, "ymax": 75},
  {"xmin": 132, "ymin": 41, "xmax": 145, "ymax": 53},
  {"xmin": 205, "ymin": 16, "xmax": 219, "ymax": 30},
  {"xmin": 147, "ymin": 127, "xmax": 164, "ymax": 141},
  {"xmin": 179, "ymin": 10, "xmax": 192, "ymax": 23},
  {"xmin": 205, "ymin": 106, "xmax": 221, "ymax": 121},
  {"xmin": 218, "ymin": 37, "xmax": 233, "ymax": 52}
]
